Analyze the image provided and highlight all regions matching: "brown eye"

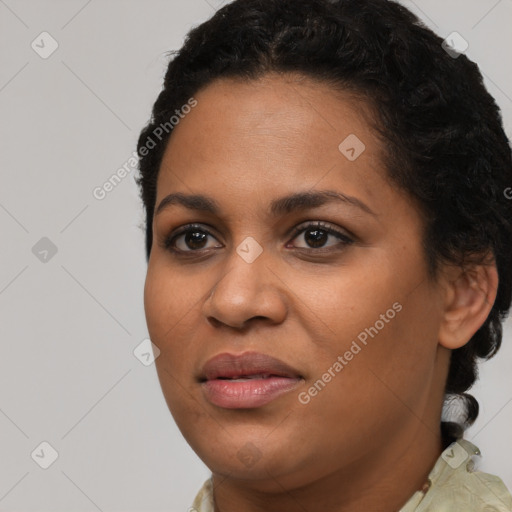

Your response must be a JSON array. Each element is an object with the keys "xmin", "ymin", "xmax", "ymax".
[
  {"xmin": 289, "ymin": 222, "xmax": 353, "ymax": 250},
  {"xmin": 182, "ymin": 230, "xmax": 209, "ymax": 250},
  {"xmin": 164, "ymin": 224, "xmax": 223, "ymax": 253},
  {"xmin": 302, "ymin": 227, "xmax": 329, "ymax": 248}
]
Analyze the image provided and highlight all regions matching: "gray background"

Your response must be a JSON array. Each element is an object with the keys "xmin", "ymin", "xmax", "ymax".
[{"xmin": 0, "ymin": 1, "xmax": 511, "ymax": 510}]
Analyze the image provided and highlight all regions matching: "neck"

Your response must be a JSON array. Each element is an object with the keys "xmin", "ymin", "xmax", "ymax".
[{"xmin": 212, "ymin": 425, "xmax": 443, "ymax": 512}]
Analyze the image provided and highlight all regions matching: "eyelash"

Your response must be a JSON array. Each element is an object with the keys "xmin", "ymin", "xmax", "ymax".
[{"xmin": 162, "ymin": 221, "xmax": 354, "ymax": 256}]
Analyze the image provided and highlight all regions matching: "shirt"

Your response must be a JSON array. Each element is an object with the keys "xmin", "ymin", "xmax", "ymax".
[{"xmin": 190, "ymin": 439, "xmax": 512, "ymax": 511}]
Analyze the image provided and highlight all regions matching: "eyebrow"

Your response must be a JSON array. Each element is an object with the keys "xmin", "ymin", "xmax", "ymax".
[{"xmin": 155, "ymin": 190, "xmax": 377, "ymax": 217}]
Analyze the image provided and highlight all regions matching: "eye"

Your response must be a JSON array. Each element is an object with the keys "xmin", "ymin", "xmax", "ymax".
[
  {"xmin": 162, "ymin": 221, "xmax": 354, "ymax": 256},
  {"xmin": 287, "ymin": 221, "xmax": 353, "ymax": 250},
  {"xmin": 163, "ymin": 224, "xmax": 223, "ymax": 253}
]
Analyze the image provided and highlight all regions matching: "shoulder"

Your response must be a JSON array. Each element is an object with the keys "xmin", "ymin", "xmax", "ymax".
[
  {"xmin": 402, "ymin": 439, "xmax": 512, "ymax": 512},
  {"xmin": 190, "ymin": 477, "xmax": 215, "ymax": 512}
]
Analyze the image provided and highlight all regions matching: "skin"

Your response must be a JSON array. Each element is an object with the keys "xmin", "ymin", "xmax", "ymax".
[{"xmin": 143, "ymin": 72, "xmax": 498, "ymax": 511}]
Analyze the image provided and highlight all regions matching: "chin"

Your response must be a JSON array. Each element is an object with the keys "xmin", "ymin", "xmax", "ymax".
[{"xmin": 193, "ymin": 429, "xmax": 306, "ymax": 481}]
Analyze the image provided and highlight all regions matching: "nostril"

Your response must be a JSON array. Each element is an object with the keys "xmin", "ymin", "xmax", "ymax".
[{"xmin": 207, "ymin": 317, "xmax": 223, "ymax": 328}]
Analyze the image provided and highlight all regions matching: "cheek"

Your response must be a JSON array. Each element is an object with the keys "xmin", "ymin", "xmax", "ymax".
[
  {"xmin": 294, "ymin": 305, "xmax": 439, "ymax": 461},
  {"xmin": 298, "ymin": 263, "xmax": 440, "ymax": 414},
  {"xmin": 293, "ymin": 264, "xmax": 399, "ymax": 346},
  {"xmin": 333, "ymin": 287, "xmax": 441, "ymax": 420},
  {"xmin": 144, "ymin": 266, "xmax": 205, "ymax": 419},
  {"xmin": 144, "ymin": 263, "xmax": 166, "ymax": 333},
  {"xmin": 144, "ymin": 262, "xmax": 211, "ymax": 382},
  {"xmin": 144, "ymin": 262, "xmax": 201, "ymax": 340}
]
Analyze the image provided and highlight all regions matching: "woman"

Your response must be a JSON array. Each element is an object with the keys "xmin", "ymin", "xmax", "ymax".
[{"xmin": 136, "ymin": 0, "xmax": 512, "ymax": 510}]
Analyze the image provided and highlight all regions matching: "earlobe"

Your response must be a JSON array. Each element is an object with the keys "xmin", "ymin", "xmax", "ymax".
[{"xmin": 438, "ymin": 259, "xmax": 499, "ymax": 350}]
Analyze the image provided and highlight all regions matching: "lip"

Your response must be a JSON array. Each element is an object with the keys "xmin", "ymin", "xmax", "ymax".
[{"xmin": 199, "ymin": 351, "xmax": 303, "ymax": 409}]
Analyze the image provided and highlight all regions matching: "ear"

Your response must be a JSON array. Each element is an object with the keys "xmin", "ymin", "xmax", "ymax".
[{"xmin": 438, "ymin": 255, "xmax": 499, "ymax": 350}]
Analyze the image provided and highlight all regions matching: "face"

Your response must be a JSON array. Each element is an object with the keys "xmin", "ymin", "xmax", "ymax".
[{"xmin": 144, "ymin": 73, "xmax": 449, "ymax": 492}]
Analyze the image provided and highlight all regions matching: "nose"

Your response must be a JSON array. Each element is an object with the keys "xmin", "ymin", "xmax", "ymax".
[{"xmin": 201, "ymin": 245, "xmax": 288, "ymax": 330}]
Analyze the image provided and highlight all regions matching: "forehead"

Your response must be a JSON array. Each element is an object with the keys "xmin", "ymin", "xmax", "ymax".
[{"xmin": 156, "ymin": 73, "xmax": 388, "ymax": 212}]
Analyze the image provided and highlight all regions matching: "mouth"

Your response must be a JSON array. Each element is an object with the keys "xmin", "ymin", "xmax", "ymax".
[
  {"xmin": 215, "ymin": 373, "xmax": 281, "ymax": 381},
  {"xmin": 199, "ymin": 351, "xmax": 304, "ymax": 409}
]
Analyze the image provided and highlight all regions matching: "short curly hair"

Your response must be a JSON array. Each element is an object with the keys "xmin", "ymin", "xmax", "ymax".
[{"xmin": 136, "ymin": 0, "xmax": 512, "ymax": 444}]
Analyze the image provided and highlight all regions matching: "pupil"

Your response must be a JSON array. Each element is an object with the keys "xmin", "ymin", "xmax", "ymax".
[
  {"xmin": 183, "ymin": 229, "xmax": 329, "ymax": 250},
  {"xmin": 186, "ymin": 231, "xmax": 207, "ymax": 249},
  {"xmin": 305, "ymin": 228, "xmax": 327, "ymax": 248}
]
